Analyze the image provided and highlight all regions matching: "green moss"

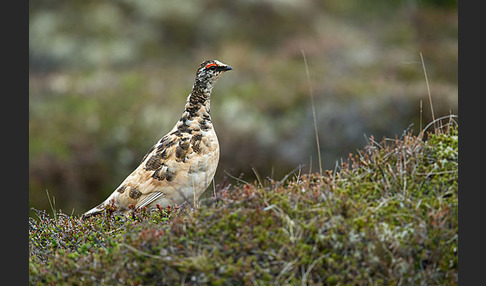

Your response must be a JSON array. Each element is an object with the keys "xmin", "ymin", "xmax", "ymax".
[{"xmin": 30, "ymin": 123, "xmax": 458, "ymax": 285}]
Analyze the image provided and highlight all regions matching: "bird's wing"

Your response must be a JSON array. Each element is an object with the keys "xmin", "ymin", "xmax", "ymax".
[
  {"xmin": 136, "ymin": 191, "xmax": 164, "ymax": 210},
  {"xmin": 107, "ymin": 129, "xmax": 194, "ymax": 210}
]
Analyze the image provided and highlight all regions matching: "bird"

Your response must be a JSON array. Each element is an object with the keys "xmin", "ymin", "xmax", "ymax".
[{"xmin": 82, "ymin": 59, "xmax": 232, "ymax": 218}]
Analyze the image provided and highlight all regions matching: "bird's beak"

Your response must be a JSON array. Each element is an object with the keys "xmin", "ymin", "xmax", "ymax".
[{"xmin": 220, "ymin": 65, "xmax": 233, "ymax": 71}]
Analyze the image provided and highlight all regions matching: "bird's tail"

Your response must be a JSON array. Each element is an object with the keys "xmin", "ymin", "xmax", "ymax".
[
  {"xmin": 81, "ymin": 204, "xmax": 105, "ymax": 219},
  {"xmin": 81, "ymin": 194, "xmax": 116, "ymax": 219}
]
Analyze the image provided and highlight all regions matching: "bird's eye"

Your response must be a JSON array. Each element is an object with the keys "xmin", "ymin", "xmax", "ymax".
[{"xmin": 206, "ymin": 63, "xmax": 218, "ymax": 70}]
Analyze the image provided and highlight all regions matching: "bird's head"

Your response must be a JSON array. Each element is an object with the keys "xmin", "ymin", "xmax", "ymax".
[{"xmin": 195, "ymin": 60, "xmax": 233, "ymax": 84}]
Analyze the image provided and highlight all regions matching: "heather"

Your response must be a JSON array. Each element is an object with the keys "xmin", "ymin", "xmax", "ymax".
[{"xmin": 30, "ymin": 122, "xmax": 458, "ymax": 285}]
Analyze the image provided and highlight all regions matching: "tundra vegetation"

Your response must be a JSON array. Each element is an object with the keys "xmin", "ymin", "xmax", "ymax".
[{"xmin": 30, "ymin": 121, "xmax": 458, "ymax": 285}]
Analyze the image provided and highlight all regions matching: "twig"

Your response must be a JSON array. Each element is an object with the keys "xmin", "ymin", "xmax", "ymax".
[
  {"xmin": 273, "ymin": 164, "xmax": 305, "ymax": 190},
  {"xmin": 423, "ymin": 115, "xmax": 458, "ymax": 134},
  {"xmin": 45, "ymin": 189, "xmax": 57, "ymax": 223},
  {"xmin": 420, "ymin": 52, "xmax": 436, "ymax": 132},
  {"xmin": 251, "ymin": 166, "xmax": 264, "ymax": 189},
  {"xmin": 419, "ymin": 100, "xmax": 423, "ymax": 134},
  {"xmin": 223, "ymin": 170, "xmax": 250, "ymax": 185},
  {"xmin": 302, "ymin": 50, "xmax": 323, "ymax": 176}
]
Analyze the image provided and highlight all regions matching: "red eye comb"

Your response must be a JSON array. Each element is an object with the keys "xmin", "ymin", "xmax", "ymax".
[{"xmin": 205, "ymin": 63, "xmax": 218, "ymax": 69}]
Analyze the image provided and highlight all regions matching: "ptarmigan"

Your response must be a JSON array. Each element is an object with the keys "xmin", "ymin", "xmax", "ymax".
[{"xmin": 83, "ymin": 60, "xmax": 232, "ymax": 218}]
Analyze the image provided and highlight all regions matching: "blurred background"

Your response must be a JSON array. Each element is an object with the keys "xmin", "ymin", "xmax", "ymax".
[{"xmin": 29, "ymin": 0, "xmax": 457, "ymax": 215}]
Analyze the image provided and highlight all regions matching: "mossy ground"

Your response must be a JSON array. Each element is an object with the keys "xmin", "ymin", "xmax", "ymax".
[{"xmin": 29, "ymin": 121, "xmax": 458, "ymax": 285}]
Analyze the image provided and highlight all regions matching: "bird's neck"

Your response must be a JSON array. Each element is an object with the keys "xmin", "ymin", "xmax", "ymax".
[{"xmin": 181, "ymin": 80, "xmax": 213, "ymax": 121}]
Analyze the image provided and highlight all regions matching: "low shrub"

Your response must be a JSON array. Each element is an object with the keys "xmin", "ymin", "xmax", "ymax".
[{"xmin": 29, "ymin": 121, "xmax": 458, "ymax": 285}]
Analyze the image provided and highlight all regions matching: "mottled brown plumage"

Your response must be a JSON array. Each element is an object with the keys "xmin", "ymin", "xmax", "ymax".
[{"xmin": 83, "ymin": 60, "xmax": 232, "ymax": 218}]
